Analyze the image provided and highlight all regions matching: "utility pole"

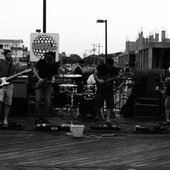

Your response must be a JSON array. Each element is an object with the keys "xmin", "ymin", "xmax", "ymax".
[
  {"xmin": 96, "ymin": 43, "xmax": 103, "ymax": 55},
  {"xmin": 84, "ymin": 49, "xmax": 88, "ymax": 58},
  {"xmin": 91, "ymin": 44, "xmax": 97, "ymax": 55},
  {"xmin": 91, "ymin": 44, "xmax": 97, "ymax": 65}
]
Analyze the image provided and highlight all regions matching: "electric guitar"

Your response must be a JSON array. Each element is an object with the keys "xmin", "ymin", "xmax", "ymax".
[
  {"xmin": 97, "ymin": 75, "xmax": 121, "ymax": 90},
  {"xmin": 35, "ymin": 78, "xmax": 55, "ymax": 89},
  {"xmin": 0, "ymin": 69, "xmax": 32, "ymax": 87}
]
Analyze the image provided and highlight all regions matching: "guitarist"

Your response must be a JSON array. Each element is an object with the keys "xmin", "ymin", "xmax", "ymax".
[
  {"xmin": 33, "ymin": 51, "xmax": 58, "ymax": 121},
  {"xmin": 0, "ymin": 49, "xmax": 16, "ymax": 126},
  {"xmin": 93, "ymin": 58, "xmax": 121, "ymax": 124}
]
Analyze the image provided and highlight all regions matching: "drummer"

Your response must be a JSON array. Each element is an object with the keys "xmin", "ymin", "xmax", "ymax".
[
  {"xmin": 87, "ymin": 73, "xmax": 96, "ymax": 86},
  {"xmin": 73, "ymin": 59, "xmax": 86, "ymax": 93}
]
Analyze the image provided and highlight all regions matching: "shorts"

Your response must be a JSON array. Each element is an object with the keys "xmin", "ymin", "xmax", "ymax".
[
  {"xmin": 0, "ymin": 84, "xmax": 14, "ymax": 105},
  {"xmin": 165, "ymin": 96, "xmax": 170, "ymax": 110},
  {"xmin": 95, "ymin": 88, "xmax": 114, "ymax": 110}
]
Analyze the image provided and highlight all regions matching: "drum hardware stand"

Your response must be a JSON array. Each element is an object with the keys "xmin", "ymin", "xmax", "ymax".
[
  {"xmin": 100, "ymin": 100, "xmax": 106, "ymax": 119},
  {"xmin": 58, "ymin": 74, "xmax": 83, "ymax": 119},
  {"xmin": 59, "ymin": 83, "xmax": 78, "ymax": 118}
]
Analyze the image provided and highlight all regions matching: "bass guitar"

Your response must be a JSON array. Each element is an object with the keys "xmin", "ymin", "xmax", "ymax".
[{"xmin": 0, "ymin": 69, "xmax": 32, "ymax": 87}]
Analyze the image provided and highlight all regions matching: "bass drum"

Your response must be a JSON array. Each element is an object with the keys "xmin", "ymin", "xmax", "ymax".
[
  {"xmin": 83, "ymin": 85, "xmax": 96, "ymax": 100},
  {"xmin": 79, "ymin": 96, "xmax": 96, "ymax": 118}
]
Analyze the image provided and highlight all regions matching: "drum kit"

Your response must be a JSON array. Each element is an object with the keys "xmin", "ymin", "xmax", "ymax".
[{"xmin": 57, "ymin": 74, "xmax": 96, "ymax": 115}]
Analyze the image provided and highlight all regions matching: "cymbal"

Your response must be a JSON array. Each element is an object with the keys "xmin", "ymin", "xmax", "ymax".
[
  {"xmin": 59, "ymin": 84, "xmax": 77, "ymax": 87},
  {"xmin": 58, "ymin": 74, "xmax": 82, "ymax": 78}
]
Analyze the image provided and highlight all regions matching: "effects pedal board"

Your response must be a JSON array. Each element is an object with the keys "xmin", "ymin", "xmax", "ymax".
[
  {"xmin": 90, "ymin": 123, "xmax": 120, "ymax": 131},
  {"xmin": 0, "ymin": 122, "xmax": 24, "ymax": 130},
  {"xmin": 134, "ymin": 125, "xmax": 167, "ymax": 134},
  {"xmin": 36, "ymin": 123, "xmax": 71, "ymax": 132}
]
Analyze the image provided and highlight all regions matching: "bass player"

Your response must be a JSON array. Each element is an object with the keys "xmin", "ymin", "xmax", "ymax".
[
  {"xmin": 33, "ymin": 51, "xmax": 58, "ymax": 121},
  {"xmin": 93, "ymin": 58, "xmax": 121, "ymax": 124},
  {"xmin": 0, "ymin": 49, "xmax": 16, "ymax": 126}
]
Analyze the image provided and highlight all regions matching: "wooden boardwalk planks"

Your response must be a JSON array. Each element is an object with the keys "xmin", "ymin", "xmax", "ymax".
[{"xmin": 0, "ymin": 131, "xmax": 170, "ymax": 169}]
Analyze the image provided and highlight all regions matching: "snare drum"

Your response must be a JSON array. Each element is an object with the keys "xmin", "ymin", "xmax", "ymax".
[{"xmin": 59, "ymin": 84, "xmax": 77, "ymax": 93}]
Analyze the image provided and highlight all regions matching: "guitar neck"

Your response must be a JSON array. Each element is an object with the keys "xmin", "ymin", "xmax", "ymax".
[
  {"xmin": 6, "ymin": 73, "xmax": 22, "ymax": 81},
  {"xmin": 5, "ymin": 69, "xmax": 31, "ymax": 81}
]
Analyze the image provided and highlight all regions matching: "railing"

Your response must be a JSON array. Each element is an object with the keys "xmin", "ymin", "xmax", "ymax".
[{"xmin": 113, "ymin": 77, "xmax": 134, "ymax": 113}]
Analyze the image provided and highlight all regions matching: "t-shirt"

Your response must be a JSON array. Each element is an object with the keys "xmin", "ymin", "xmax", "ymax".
[
  {"xmin": 0, "ymin": 59, "xmax": 16, "ymax": 78},
  {"xmin": 35, "ymin": 59, "xmax": 57, "ymax": 80},
  {"xmin": 96, "ymin": 64, "xmax": 120, "ymax": 79},
  {"xmin": 74, "ymin": 65, "xmax": 84, "ymax": 84},
  {"xmin": 87, "ymin": 74, "xmax": 96, "ymax": 85},
  {"xmin": 73, "ymin": 65, "xmax": 84, "ymax": 93}
]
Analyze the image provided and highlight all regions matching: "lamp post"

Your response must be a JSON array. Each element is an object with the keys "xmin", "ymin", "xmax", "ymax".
[
  {"xmin": 96, "ymin": 19, "xmax": 107, "ymax": 63},
  {"xmin": 36, "ymin": 29, "xmax": 41, "ymax": 33}
]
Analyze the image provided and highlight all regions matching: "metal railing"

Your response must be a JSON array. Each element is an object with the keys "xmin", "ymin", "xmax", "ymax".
[{"xmin": 113, "ymin": 77, "xmax": 134, "ymax": 112}]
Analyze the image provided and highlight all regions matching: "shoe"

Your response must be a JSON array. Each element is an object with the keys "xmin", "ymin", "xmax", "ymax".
[
  {"xmin": 3, "ymin": 119, "xmax": 8, "ymax": 125},
  {"xmin": 92, "ymin": 118, "xmax": 100, "ymax": 123},
  {"xmin": 160, "ymin": 121, "xmax": 170, "ymax": 125},
  {"xmin": 106, "ymin": 121, "xmax": 111, "ymax": 125},
  {"xmin": 3, "ymin": 122, "xmax": 8, "ymax": 127}
]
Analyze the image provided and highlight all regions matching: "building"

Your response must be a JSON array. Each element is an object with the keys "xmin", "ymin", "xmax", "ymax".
[
  {"xmin": 118, "ymin": 30, "xmax": 170, "ymax": 70},
  {"xmin": 0, "ymin": 39, "xmax": 25, "ymax": 61}
]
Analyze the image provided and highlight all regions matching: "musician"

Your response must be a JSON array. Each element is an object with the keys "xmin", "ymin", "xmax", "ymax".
[
  {"xmin": 73, "ymin": 59, "xmax": 85, "ymax": 93},
  {"xmin": 163, "ymin": 71, "xmax": 170, "ymax": 125},
  {"xmin": 93, "ymin": 58, "xmax": 120, "ymax": 124},
  {"xmin": 0, "ymin": 49, "xmax": 16, "ymax": 126},
  {"xmin": 87, "ymin": 73, "xmax": 96, "ymax": 85},
  {"xmin": 33, "ymin": 51, "xmax": 58, "ymax": 120}
]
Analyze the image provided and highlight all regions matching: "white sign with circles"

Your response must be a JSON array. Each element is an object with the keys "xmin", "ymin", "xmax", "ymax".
[{"xmin": 30, "ymin": 33, "xmax": 59, "ymax": 62}]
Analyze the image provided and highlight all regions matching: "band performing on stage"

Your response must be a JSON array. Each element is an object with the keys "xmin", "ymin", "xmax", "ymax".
[
  {"xmin": 0, "ymin": 49, "xmax": 128, "ymax": 128},
  {"xmin": 0, "ymin": 48, "xmax": 168, "ymax": 135}
]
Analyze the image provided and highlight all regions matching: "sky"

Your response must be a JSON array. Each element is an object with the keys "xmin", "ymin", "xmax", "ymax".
[{"xmin": 0, "ymin": 0, "xmax": 170, "ymax": 57}]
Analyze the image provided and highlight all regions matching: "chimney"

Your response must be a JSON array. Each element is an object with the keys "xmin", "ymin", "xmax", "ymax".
[
  {"xmin": 155, "ymin": 33, "xmax": 159, "ymax": 42},
  {"xmin": 149, "ymin": 35, "xmax": 154, "ymax": 42},
  {"xmin": 162, "ymin": 30, "xmax": 166, "ymax": 42},
  {"xmin": 126, "ymin": 41, "xmax": 130, "ymax": 52}
]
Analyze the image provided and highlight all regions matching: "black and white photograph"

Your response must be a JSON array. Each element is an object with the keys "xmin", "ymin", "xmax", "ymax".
[{"xmin": 0, "ymin": 0, "xmax": 170, "ymax": 169}]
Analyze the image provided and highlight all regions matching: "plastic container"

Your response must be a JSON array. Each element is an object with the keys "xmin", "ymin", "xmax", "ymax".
[{"xmin": 70, "ymin": 124, "xmax": 85, "ymax": 137}]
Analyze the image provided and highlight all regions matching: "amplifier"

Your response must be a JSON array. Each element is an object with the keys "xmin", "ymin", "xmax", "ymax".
[{"xmin": 134, "ymin": 103, "xmax": 160, "ymax": 118}]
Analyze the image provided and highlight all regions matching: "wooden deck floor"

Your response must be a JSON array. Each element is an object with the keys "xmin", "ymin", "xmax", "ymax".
[{"xmin": 0, "ymin": 115, "xmax": 170, "ymax": 170}]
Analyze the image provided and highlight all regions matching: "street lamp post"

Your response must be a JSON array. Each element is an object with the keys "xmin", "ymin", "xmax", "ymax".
[{"xmin": 96, "ymin": 19, "xmax": 107, "ymax": 63}]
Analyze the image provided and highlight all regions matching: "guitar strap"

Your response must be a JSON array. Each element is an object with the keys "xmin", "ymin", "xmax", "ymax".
[{"xmin": 7, "ymin": 62, "xmax": 12, "ymax": 77}]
